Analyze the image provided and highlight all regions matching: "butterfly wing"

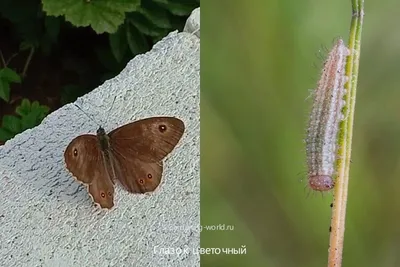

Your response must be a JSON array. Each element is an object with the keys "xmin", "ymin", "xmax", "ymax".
[
  {"xmin": 110, "ymin": 154, "xmax": 164, "ymax": 193},
  {"xmin": 109, "ymin": 117, "xmax": 185, "ymax": 162},
  {"xmin": 108, "ymin": 117, "xmax": 184, "ymax": 193},
  {"xmin": 64, "ymin": 135, "xmax": 115, "ymax": 209}
]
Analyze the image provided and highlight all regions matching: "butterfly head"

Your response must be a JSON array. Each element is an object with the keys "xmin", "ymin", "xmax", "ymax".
[{"xmin": 96, "ymin": 127, "xmax": 106, "ymax": 137}]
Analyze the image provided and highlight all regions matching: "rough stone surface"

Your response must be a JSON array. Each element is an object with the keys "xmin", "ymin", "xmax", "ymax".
[
  {"xmin": 184, "ymin": 8, "xmax": 200, "ymax": 38},
  {"xmin": 0, "ymin": 28, "xmax": 200, "ymax": 267}
]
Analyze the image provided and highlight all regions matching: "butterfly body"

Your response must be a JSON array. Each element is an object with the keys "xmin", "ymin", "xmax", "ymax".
[
  {"xmin": 97, "ymin": 127, "xmax": 111, "ymax": 152},
  {"xmin": 64, "ymin": 117, "xmax": 185, "ymax": 209}
]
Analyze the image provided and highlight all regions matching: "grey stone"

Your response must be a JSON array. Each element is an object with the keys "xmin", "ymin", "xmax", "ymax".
[{"xmin": 184, "ymin": 8, "xmax": 200, "ymax": 38}]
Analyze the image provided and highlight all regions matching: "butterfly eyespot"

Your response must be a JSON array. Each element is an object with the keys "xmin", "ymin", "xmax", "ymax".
[
  {"xmin": 158, "ymin": 124, "xmax": 167, "ymax": 133},
  {"xmin": 139, "ymin": 179, "xmax": 144, "ymax": 184},
  {"xmin": 108, "ymin": 191, "xmax": 112, "ymax": 197},
  {"xmin": 73, "ymin": 148, "xmax": 78, "ymax": 156},
  {"xmin": 147, "ymin": 174, "xmax": 152, "ymax": 179},
  {"xmin": 100, "ymin": 192, "xmax": 106, "ymax": 198}
]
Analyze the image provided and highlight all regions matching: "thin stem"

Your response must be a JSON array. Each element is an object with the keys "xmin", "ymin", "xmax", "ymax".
[
  {"xmin": 22, "ymin": 46, "xmax": 35, "ymax": 78},
  {"xmin": 0, "ymin": 50, "xmax": 18, "ymax": 68},
  {"xmin": 0, "ymin": 50, "xmax": 6, "ymax": 68},
  {"xmin": 327, "ymin": 1, "xmax": 364, "ymax": 266},
  {"xmin": 6, "ymin": 53, "xmax": 18, "ymax": 66}
]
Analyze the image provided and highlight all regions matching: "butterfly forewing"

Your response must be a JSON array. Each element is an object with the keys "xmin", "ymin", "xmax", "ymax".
[
  {"xmin": 108, "ymin": 117, "xmax": 185, "ymax": 163},
  {"xmin": 64, "ymin": 134, "xmax": 115, "ymax": 209},
  {"xmin": 64, "ymin": 135, "xmax": 100, "ymax": 184}
]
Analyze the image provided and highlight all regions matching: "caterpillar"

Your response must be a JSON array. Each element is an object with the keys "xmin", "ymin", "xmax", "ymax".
[{"xmin": 305, "ymin": 39, "xmax": 350, "ymax": 191}]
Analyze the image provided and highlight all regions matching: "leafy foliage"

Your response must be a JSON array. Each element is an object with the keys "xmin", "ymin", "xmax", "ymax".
[
  {"xmin": 0, "ymin": 68, "xmax": 22, "ymax": 102},
  {"xmin": 0, "ymin": 0, "xmax": 198, "ymax": 143},
  {"xmin": 0, "ymin": 99, "xmax": 50, "ymax": 142},
  {"xmin": 42, "ymin": 0, "xmax": 141, "ymax": 34},
  {"xmin": 42, "ymin": 0, "xmax": 197, "ymax": 59}
]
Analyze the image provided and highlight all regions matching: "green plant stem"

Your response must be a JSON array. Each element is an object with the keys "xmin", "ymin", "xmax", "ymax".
[
  {"xmin": 22, "ymin": 47, "xmax": 35, "ymax": 78},
  {"xmin": 328, "ymin": 1, "xmax": 364, "ymax": 266}
]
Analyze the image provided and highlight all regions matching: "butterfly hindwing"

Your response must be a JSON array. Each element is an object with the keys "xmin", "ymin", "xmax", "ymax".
[{"xmin": 110, "ymin": 152, "xmax": 163, "ymax": 193}]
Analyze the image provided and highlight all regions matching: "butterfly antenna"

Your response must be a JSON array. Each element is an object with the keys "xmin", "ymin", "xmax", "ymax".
[
  {"xmin": 74, "ymin": 103, "xmax": 101, "ymax": 127},
  {"xmin": 104, "ymin": 96, "xmax": 117, "ymax": 126}
]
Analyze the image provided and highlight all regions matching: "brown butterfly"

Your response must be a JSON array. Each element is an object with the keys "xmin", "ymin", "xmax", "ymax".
[{"xmin": 64, "ymin": 117, "xmax": 185, "ymax": 209}]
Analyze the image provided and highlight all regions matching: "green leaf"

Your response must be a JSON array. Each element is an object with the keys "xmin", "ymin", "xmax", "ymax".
[
  {"xmin": 40, "ymin": 106, "xmax": 50, "ymax": 118},
  {"xmin": 15, "ymin": 99, "xmax": 31, "ymax": 116},
  {"xmin": 137, "ymin": 1, "xmax": 172, "ymax": 29},
  {"xmin": 0, "ymin": 128, "xmax": 14, "ymax": 142},
  {"xmin": 31, "ymin": 101, "xmax": 40, "ymax": 110},
  {"xmin": 2, "ymin": 115, "xmax": 22, "ymax": 134},
  {"xmin": 126, "ymin": 23, "xmax": 149, "ymax": 55},
  {"xmin": 153, "ymin": 0, "xmax": 198, "ymax": 16},
  {"xmin": 0, "ymin": 68, "xmax": 21, "ymax": 83},
  {"xmin": 109, "ymin": 24, "xmax": 128, "ymax": 62},
  {"xmin": 0, "ymin": 99, "xmax": 49, "ymax": 141},
  {"xmin": 21, "ymin": 111, "xmax": 39, "ymax": 131},
  {"xmin": 17, "ymin": 99, "xmax": 50, "ymax": 130},
  {"xmin": 0, "ymin": 80, "xmax": 10, "ymax": 102},
  {"xmin": 0, "ymin": 68, "xmax": 21, "ymax": 102},
  {"xmin": 42, "ymin": 0, "xmax": 141, "ymax": 34},
  {"xmin": 127, "ymin": 13, "xmax": 168, "ymax": 37}
]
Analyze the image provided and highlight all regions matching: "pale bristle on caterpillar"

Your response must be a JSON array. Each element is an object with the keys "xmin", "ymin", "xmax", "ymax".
[{"xmin": 305, "ymin": 39, "xmax": 350, "ymax": 192}]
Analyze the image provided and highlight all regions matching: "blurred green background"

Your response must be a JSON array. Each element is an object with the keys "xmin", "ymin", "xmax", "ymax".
[{"xmin": 201, "ymin": 1, "xmax": 400, "ymax": 266}]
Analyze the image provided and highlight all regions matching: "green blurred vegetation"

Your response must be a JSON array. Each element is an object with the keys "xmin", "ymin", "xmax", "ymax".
[{"xmin": 202, "ymin": 1, "xmax": 400, "ymax": 266}]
